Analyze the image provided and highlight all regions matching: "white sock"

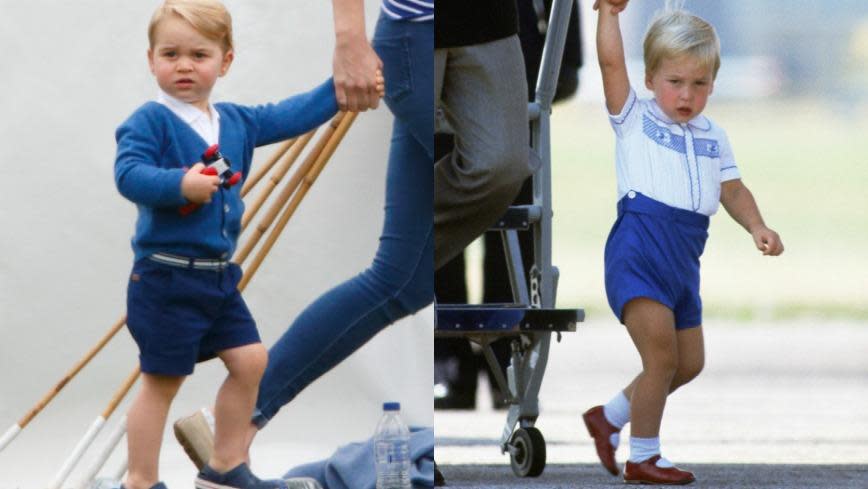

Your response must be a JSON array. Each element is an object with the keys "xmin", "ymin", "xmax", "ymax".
[
  {"xmin": 655, "ymin": 456, "xmax": 675, "ymax": 468},
  {"xmin": 603, "ymin": 391, "xmax": 631, "ymax": 429},
  {"xmin": 628, "ymin": 436, "xmax": 660, "ymax": 463}
]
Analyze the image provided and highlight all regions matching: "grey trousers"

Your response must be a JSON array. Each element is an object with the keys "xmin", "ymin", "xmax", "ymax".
[{"xmin": 434, "ymin": 35, "xmax": 536, "ymax": 270}]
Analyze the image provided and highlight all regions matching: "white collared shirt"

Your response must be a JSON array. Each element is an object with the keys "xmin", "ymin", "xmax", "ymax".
[
  {"xmin": 156, "ymin": 90, "xmax": 221, "ymax": 146},
  {"xmin": 608, "ymin": 88, "xmax": 740, "ymax": 216}
]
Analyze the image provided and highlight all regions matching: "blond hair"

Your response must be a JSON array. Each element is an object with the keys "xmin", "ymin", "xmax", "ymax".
[
  {"xmin": 148, "ymin": 0, "xmax": 233, "ymax": 52},
  {"xmin": 643, "ymin": 8, "xmax": 720, "ymax": 79}
]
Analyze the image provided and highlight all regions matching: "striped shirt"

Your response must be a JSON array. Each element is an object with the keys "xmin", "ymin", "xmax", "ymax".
[
  {"xmin": 608, "ymin": 88, "xmax": 741, "ymax": 216},
  {"xmin": 381, "ymin": 0, "xmax": 433, "ymax": 22}
]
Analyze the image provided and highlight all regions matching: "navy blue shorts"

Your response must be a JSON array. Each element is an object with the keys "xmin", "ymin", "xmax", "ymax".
[
  {"xmin": 126, "ymin": 258, "xmax": 261, "ymax": 376},
  {"xmin": 604, "ymin": 191, "xmax": 709, "ymax": 330}
]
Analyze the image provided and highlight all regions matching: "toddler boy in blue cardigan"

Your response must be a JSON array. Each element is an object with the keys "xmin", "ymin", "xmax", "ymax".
[{"xmin": 113, "ymin": 1, "xmax": 369, "ymax": 488}]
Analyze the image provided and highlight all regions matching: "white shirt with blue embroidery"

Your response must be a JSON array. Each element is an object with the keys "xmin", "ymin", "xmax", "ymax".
[{"xmin": 609, "ymin": 88, "xmax": 740, "ymax": 216}]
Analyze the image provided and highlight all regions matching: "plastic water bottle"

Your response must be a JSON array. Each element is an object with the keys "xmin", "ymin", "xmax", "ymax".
[{"xmin": 373, "ymin": 402, "xmax": 412, "ymax": 489}]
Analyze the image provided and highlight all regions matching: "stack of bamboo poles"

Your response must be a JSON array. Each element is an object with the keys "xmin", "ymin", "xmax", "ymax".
[{"xmin": 0, "ymin": 111, "xmax": 357, "ymax": 489}]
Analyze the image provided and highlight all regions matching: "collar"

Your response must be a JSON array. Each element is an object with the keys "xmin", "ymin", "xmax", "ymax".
[
  {"xmin": 648, "ymin": 98, "xmax": 711, "ymax": 131},
  {"xmin": 156, "ymin": 90, "xmax": 220, "ymax": 125}
]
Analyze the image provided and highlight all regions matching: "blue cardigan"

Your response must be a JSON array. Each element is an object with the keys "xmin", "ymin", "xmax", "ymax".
[{"xmin": 115, "ymin": 79, "xmax": 338, "ymax": 261}]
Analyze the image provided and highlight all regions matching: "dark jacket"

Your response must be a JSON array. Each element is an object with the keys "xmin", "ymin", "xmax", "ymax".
[{"xmin": 435, "ymin": 0, "xmax": 519, "ymax": 48}]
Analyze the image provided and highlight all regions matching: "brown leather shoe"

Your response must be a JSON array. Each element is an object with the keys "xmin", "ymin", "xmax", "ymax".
[
  {"xmin": 624, "ymin": 455, "xmax": 695, "ymax": 485},
  {"xmin": 581, "ymin": 405, "xmax": 620, "ymax": 475}
]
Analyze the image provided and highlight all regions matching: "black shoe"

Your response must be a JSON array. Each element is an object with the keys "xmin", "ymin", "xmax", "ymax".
[{"xmin": 434, "ymin": 463, "xmax": 446, "ymax": 486}]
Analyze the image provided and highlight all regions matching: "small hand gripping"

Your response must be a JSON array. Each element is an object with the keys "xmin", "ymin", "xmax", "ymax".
[{"xmin": 178, "ymin": 144, "xmax": 243, "ymax": 216}]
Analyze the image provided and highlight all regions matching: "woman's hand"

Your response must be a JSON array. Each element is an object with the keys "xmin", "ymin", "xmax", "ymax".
[{"xmin": 334, "ymin": 34, "xmax": 383, "ymax": 112}]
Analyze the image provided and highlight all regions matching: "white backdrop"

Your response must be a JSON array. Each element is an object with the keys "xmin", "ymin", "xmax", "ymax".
[{"xmin": 0, "ymin": 1, "xmax": 432, "ymax": 487}]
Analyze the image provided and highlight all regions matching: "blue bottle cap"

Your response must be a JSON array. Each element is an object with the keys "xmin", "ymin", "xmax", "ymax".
[{"xmin": 383, "ymin": 402, "xmax": 401, "ymax": 411}]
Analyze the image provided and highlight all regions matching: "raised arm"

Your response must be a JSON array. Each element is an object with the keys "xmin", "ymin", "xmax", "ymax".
[
  {"xmin": 331, "ymin": 0, "xmax": 382, "ymax": 112},
  {"xmin": 720, "ymin": 179, "xmax": 784, "ymax": 256},
  {"xmin": 596, "ymin": 0, "xmax": 631, "ymax": 114},
  {"xmin": 593, "ymin": 0, "xmax": 630, "ymax": 14}
]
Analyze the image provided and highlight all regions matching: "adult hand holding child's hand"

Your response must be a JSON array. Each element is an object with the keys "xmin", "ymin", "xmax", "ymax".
[
  {"xmin": 181, "ymin": 162, "xmax": 220, "ymax": 204},
  {"xmin": 334, "ymin": 35, "xmax": 383, "ymax": 112}
]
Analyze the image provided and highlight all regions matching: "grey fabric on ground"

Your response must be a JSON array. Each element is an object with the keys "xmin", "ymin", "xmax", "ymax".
[{"xmin": 285, "ymin": 427, "xmax": 434, "ymax": 489}]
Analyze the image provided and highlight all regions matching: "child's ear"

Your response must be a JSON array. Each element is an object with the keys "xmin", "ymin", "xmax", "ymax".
[
  {"xmin": 644, "ymin": 71, "xmax": 653, "ymax": 90},
  {"xmin": 147, "ymin": 49, "xmax": 156, "ymax": 75},
  {"xmin": 220, "ymin": 50, "xmax": 234, "ymax": 77}
]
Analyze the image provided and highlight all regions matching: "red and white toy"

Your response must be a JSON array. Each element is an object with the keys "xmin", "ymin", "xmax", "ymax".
[{"xmin": 179, "ymin": 144, "xmax": 242, "ymax": 215}]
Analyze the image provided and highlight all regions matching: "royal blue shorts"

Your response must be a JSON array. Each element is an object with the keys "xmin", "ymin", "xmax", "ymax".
[
  {"xmin": 126, "ymin": 258, "xmax": 261, "ymax": 376},
  {"xmin": 604, "ymin": 191, "xmax": 710, "ymax": 330}
]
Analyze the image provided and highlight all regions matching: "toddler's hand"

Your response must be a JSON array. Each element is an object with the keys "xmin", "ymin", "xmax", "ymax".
[
  {"xmin": 751, "ymin": 226, "xmax": 784, "ymax": 256},
  {"xmin": 376, "ymin": 69, "xmax": 385, "ymax": 99},
  {"xmin": 181, "ymin": 163, "xmax": 220, "ymax": 204},
  {"xmin": 593, "ymin": 0, "xmax": 630, "ymax": 13}
]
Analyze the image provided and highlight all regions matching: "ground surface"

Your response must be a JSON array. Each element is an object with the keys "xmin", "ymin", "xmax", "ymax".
[{"xmin": 435, "ymin": 319, "xmax": 868, "ymax": 489}]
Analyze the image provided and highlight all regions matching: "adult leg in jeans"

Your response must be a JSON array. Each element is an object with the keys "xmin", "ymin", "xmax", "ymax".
[
  {"xmin": 250, "ymin": 15, "xmax": 434, "ymax": 431},
  {"xmin": 434, "ymin": 35, "xmax": 535, "ymax": 269}
]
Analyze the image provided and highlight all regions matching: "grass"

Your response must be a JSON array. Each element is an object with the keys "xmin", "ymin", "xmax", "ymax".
[{"xmin": 546, "ymin": 97, "xmax": 868, "ymax": 320}]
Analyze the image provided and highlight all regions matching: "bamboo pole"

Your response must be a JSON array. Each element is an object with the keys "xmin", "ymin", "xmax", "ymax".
[
  {"xmin": 103, "ymin": 368, "xmax": 140, "ymax": 419},
  {"xmin": 111, "ymin": 459, "xmax": 128, "ymax": 483},
  {"xmin": 234, "ymin": 112, "xmax": 345, "ymax": 266},
  {"xmin": 74, "ymin": 415, "xmax": 128, "ymax": 489},
  {"xmin": 241, "ymin": 130, "xmax": 315, "ymax": 232},
  {"xmin": 238, "ymin": 111, "xmax": 357, "ymax": 290},
  {"xmin": 0, "ymin": 316, "xmax": 127, "ymax": 454},
  {"xmin": 49, "ymin": 368, "xmax": 140, "ymax": 489},
  {"xmin": 234, "ymin": 119, "xmax": 345, "ymax": 290},
  {"xmin": 240, "ymin": 137, "xmax": 295, "ymax": 198},
  {"xmin": 234, "ymin": 147, "xmax": 318, "ymax": 266}
]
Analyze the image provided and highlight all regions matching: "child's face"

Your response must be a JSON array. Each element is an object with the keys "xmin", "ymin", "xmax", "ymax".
[
  {"xmin": 645, "ymin": 55, "xmax": 714, "ymax": 124},
  {"xmin": 148, "ymin": 15, "xmax": 233, "ymax": 112}
]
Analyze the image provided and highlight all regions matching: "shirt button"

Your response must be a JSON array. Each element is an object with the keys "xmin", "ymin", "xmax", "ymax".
[
  {"xmin": 224, "ymin": 204, "xmax": 230, "ymax": 213},
  {"xmin": 627, "ymin": 190, "xmax": 637, "ymax": 199},
  {"xmin": 222, "ymin": 230, "xmax": 228, "ymax": 237}
]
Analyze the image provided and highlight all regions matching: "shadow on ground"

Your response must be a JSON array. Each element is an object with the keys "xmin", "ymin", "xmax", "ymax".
[{"xmin": 438, "ymin": 463, "xmax": 868, "ymax": 489}]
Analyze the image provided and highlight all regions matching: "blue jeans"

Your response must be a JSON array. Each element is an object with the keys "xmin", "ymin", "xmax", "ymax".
[{"xmin": 253, "ymin": 15, "xmax": 433, "ymax": 427}]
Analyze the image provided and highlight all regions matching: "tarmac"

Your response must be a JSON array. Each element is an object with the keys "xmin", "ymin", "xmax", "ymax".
[
  {"xmin": 434, "ymin": 319, "xmax": 868, "ymax": 489},
  {"xmin": 439, "ymin": 463, "xmax": 868, "ymax": 489}
]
